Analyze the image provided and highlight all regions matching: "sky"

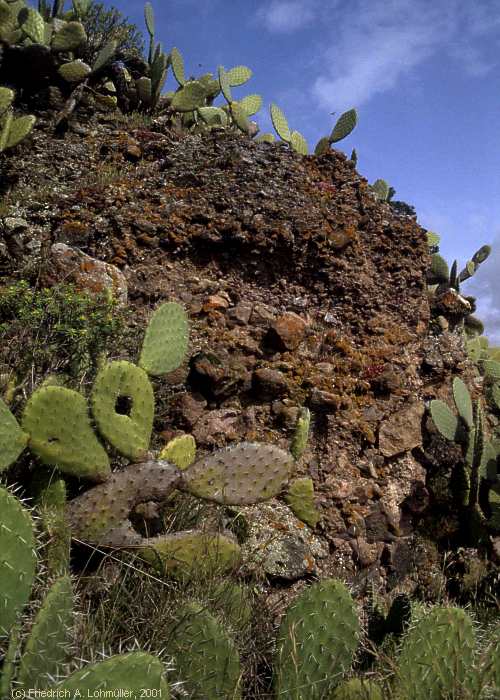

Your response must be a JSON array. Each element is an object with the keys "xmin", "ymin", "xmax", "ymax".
[{"xmin": 105, "ymin": 0, "xmax": 499, "ymax": 343}]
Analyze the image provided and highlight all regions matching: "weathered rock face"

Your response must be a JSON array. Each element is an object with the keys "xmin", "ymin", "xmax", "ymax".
[{"xmin": 0, "ymin": 111, "xmax": 482, "ymax": 596}]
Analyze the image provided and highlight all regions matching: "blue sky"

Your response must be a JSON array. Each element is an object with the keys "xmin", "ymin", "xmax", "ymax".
[{"xmin": 107, "ymin": 0, "xmax": 500, "ymax": 343}]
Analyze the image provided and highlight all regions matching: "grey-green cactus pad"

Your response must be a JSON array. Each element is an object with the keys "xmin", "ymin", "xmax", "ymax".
[
  {"xmin": 139, "ymin": 302, "xmax": 189, "ymax": 376},
  {"xmin": 182, "ymin": 441, "xmax": 293, "ymax": 504}
]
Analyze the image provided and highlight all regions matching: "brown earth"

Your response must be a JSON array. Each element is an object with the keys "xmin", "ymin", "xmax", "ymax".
[{"xmin": 1, "ymin": 106, "xmax": 496, "ymax": 602}]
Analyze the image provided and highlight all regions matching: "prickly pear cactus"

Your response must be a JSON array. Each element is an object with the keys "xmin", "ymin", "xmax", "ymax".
[
  {"xmin": 34, "ymin": 473, "xmax": 71, "ymax": 577},
  {"xmin": 91, "ymin": 360, "xmax": 154, "ymax": 460},
  {"xmin": 395, "ymin": 607, "xmax": 476, "ymax": 700},
  {"xmin": 166, "ymin": 602, "xmax": 240, "ymax": 699},
  {"xmin": 270, "ymin": 102, "xmax": 291, "ymax": 142},
  {"xmin": 0, "ymin": 396, "xmax": 28, "ymax": 472},
  {"xmin": 274, "ymin": 579, "xmax": 360, "ymax": 699},
  {"xmin": 289, "ymin": 406, "xmax": 310, "ymax": 460},
  {"xmin": 330, "ymin": 109, "xmax": 358, "ymax": 143},
  {"xmin": 0, "ymin": 487, "xmax": 37, "ymax": 636},
  {"xmin": 142, "ymin": 530, "xmax": 241, "ymax": 579},
  {"xmin": 158, "ymin": 434, "xmax": 196, "ymax": 470},
  {"xmin": 183, "ymin": 441, "xmax": 293, "ymax": 504},
  {"xmin": 332, "ymin": 679, "xmax": 383, "ymax": 700},
  {"xmin": 17, "ymin": 575, "xmax": 74, "ymax": 689},
  {"xmin": 139, "ymin": 302, "xmax": 189, "ymax": 376},
  {"xmin": 57, "ymin": 652, "xmax": 169, "ymax": 696},
  {"xmin": 284, "ymin": 477, "xmax": 320, "ymax": 527},
  {"xmin": 22, "ymin": 385, "xmax": 111, "ymax": 482}
]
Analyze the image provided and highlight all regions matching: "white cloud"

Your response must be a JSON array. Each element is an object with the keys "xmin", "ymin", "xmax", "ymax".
[
  {"xmin": 304, "ymin": 0, "xmax": 500, "ymax": 111},
  {"xmin": 256, "ymin": 0, "xmax": 316, "ymax": 33}
]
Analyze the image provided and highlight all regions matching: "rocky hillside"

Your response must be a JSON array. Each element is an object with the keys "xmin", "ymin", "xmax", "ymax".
[{"xmin": 2, "ymin": 101, "xmax": 498, "ymax": 605}]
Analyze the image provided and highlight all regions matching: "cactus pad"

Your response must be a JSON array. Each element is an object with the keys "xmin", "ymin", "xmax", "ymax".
[
  {"xmin": 92, "ymin": 38, "xmax": 117, "ymax": 72},
  {"xmin": 22, "ymin": 386, "xmax": 110, "ymax": 482},
  {"xmin": 430, "ymin": 399, "xmax": 460, "ymax": 442},
  {"xmin": 19, "ymin": 6, "xmax": 44, "ymax": 43},
  {"xmin": 170, "ymin": 80, "xmax": 206, "ymax": 112},
  {"xmin": 58, "ymin": 59, "xmax": 91, "ymax": 82},
  {"xmin": 0, "ymin": 86, "xmax": 14, "ymax": 115},
  {"xmin": 142, "ymin": 530, "xmax": 241, "ymax": 579},
  {"xmin": 284, "ymin": 477, "xmax": 320, "ymax": 527},
  {"xmin": 332, "ymin": 679, "xmax": 383, "ymax": 700},
  {"xmin": 270, "ymin": 103, "xmax": 291, "ymax": 142},
  {"xmin": 91, "ymin": 360, "xmax": 154, "ymax": 460},
  {"xmin": 3, "ymin": 114, "xmax": 35, "ymax": 150},
  {"xmin": 453, "ymin": 377, "xmax": 473, "ymax": 429},
  {"xmin": 0, "ymin": 397, "xmax": 28, "ymax": 472},
  {"xmin": 396, "ymin": 607, "xmax": 476, "ymax": 700},
  {"xmin": 290, "ymin": 130, "xmax": 308, "ymax": 155},
  {"xmin": 139, "ymin": 302, "xmax": 189, "ymax": 376},
  {"xmin": 254, "ymin": 133, "xmax": 275, "ymax": 143},
  {"xmin": 218, "ymin": 65, "xmax": 233, "ymax": 103},
  {"xmin": 230, "ymin": 101, "xmax": 250, "ymax": 133},
  {"xmin": 166, "ymin": 602, "xmax": 240, "ymax": 699},
  {"xmin": 0, "ymin": 487, "xmax": 36, "ymax": 636},
  {"xmin": 315, "ymin": 136, "xmax": 331, "ymax": 155},
  {"xmin": 51, "ymin": 20, "xmax": 86, "ymax": 51},
  {"xmin": 330, "ymin": 108, "xmax": 358, "ymax": 143},
  {"xmin": 58, "ymin": 652, "xmax": 168, "ymax": 696},
  {"xmin": 159, "ymin": 434, "xmax": 196, "ymax": 470},
  {"xmin": 170, "ymin": 47, "xmax": 185, "ymax": 86},
  {"xmin": 290, "ymin": 406, "xmax": 310, "ymax": 460},
  {"xmin": 17, "ymin": 575, "xmax": 74, "ymax": 689},
  {"xmin": 226, "ymin": 64, "xmax": 252, "ymax": 86},
  {"xmin": 183, "ymin": 441, "xmax": 293, "ymax": 504},
  {"xmin": 144, "ymin": 1, "xmax": 154, "ymax": 37},
  {"xmin": 66, "ymin": 460, "xmax": 181, "ymax": 543},
  {"xmin": 275, "ymin": 579, "xmax": 360, "ymax": 699},
  {"xmin": 371, "ymin": 179, "xmax": 389, "ymax": 200},
  {"xmin": 239, "ymin": 93, "xmax": 262, "ymax": 116},
  {"xmin": 136, "ymin": 76, "xmax": 152, "ymax": 103}
]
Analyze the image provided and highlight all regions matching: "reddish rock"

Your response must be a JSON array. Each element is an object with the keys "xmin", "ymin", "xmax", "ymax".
[
  {"xmin": 378, "ymin": 401, "xmax": 425, "ymax": 457},
  {"xmin": 266, "ymin": 312, "xmax": 307, "ymax": 351},
  {"xmin": 49, "ymin": 243, "xmax": 127, "ymax": 305},
  {"xmin": 252, "ymin": 368, "xmax": 289, "ymax": 400}
]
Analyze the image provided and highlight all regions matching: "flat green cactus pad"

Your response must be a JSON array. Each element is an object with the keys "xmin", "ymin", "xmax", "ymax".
[
  {"xmin": 58, "ymin": 59, "xmax": 91, "ymax": 82},
  {"xmin": 166, "ymin": 602, "xmax": 240, "ymax": 698},
  {"xmin": 170, "ymin": 81, "xmax": 206, "ymax": 112},
  {"xmin": 314, "ymin": 136, "xmax": 331, "ymax": 155},
  {"xmin": 396, "ymin": 607, "xmax": 476, "ymax": 700},
  {"xmin": 0, "ymin": 487, "xmax": 36, "ymax": 636},
  {"xmin": 17, "ymin": 575, "xmax": 74, "ymax": 689},
  {"xmin": 230, "ymin": 101, "xmax": 250, "ymax": 133},
  {"xmin": 430, "ymin": 399, "xmax": 460, "ymax": 442},
  {"xmin": 0, "ymin": 86, "xmax": 14, "ymax": 116},
  {"xmin": 136, "ymin": 76, "xmax": 152, "ymax": 103},
  {"xmin": 333, "ymin": 679, "xmax": 383, "ymax": 700},
  {"xmin": 218, "ymin": 65, "xmax": 233, "ymax": 103},
  {"xmin": 4, "ymin": 114, "xmax": 35, "ymax": 150},
  {"xmin": 226, "ymin": 64, "xmax": 252, "ymax": 86},
  {"xmin": 239, "ymin": 93, "xmax": 262, "ymax": 116},
  {"xmin": 330, "ymin": 108, "xmax": 358, "ymax": 143},
  {"xmin": 91, "ymin": 360, "xmax": 154, "ymax": 461},
  {"xmin": 0, "ymin": 397, "xmax": 28, "ymax": 472},
  {"xmin": 183, "ymin": 441, "xmax": 294, "ymax": 504},
  {"xmin": 270, "ymin": 103, "xmax": 291, "ymax": 142},
  {"xmin": 92, "ymin": 38, "xmax": 117, "ymax": 72},
  {"xmin": 139, "ymin": 302, "xmax": 189, "ymax": 377},
  {"xmin": 290, "ymin": 130, "xmax": 308, "ymax": 155},
  {"xmin": 170, "ymin": 47, "xmax": 185, "ymax": 86},
  {"xmin": 22, "ymin": 386, "xmax": 110, "ymax": 482},
  {"xmin": 453, "ymin": 377, "xmax": 473, "ymax": 428},
  {"xmin": 290, "ymin": 406, "xmax": 310, "ymax": 460},
  {"xmin": 284, "ymin": 477, "xmax": 320, "ymax": 527},
  {"xmin": 159, "ymin": 434, "xmax": 196, "ymax": 470},
  {"xmin": 19, "ymin": 6, "xmax": 45, "ymax": 43},
  {"xmin": 58, "ymin": 653, "xmax": 168, "ymax": 696},
  {"xmin": 275, "ymin": 579, "xmax": 360, "ymax": 699},
  {"xmin": 51, "ymin": 20, "xmax": 86, "ymax": 51},
  {"xmin": 142, "ymin": 531, "xmax": 241, "ymax": 579}
]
